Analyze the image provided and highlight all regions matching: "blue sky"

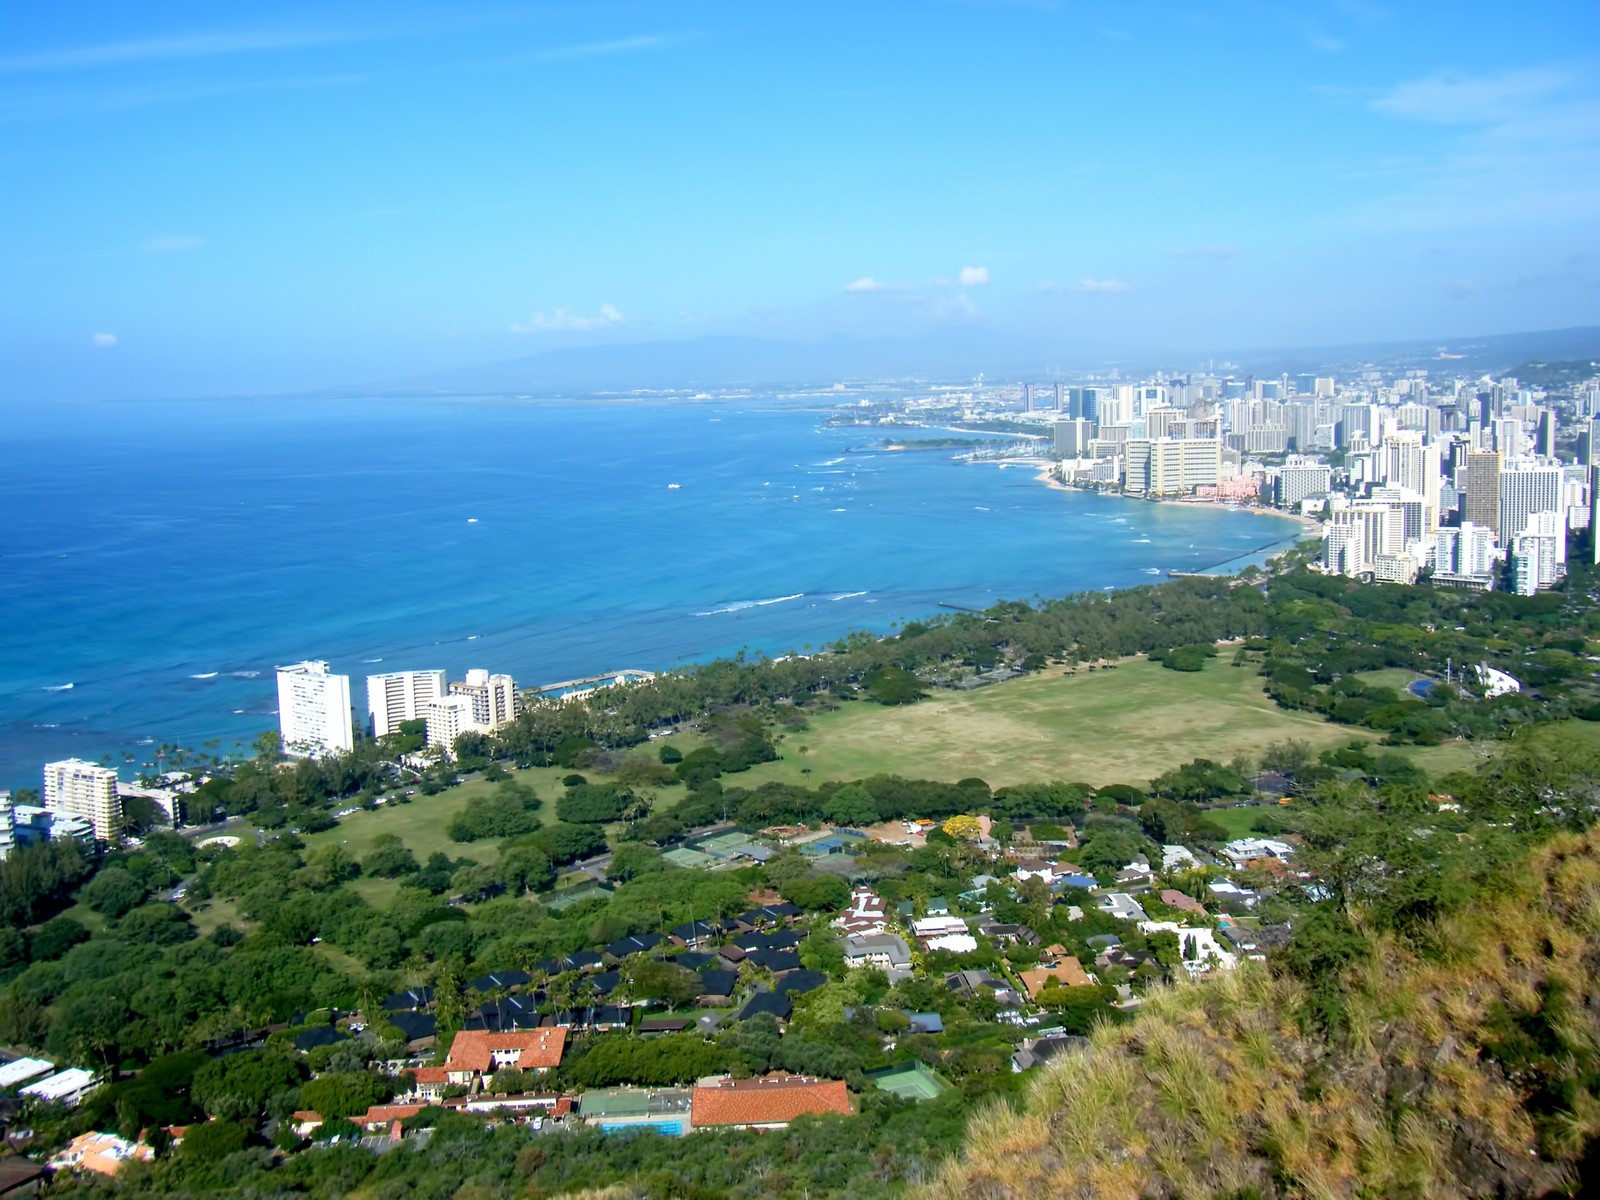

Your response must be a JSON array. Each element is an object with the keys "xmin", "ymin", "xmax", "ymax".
[{"xmin": 2, "ymin": 1, "xmax": 1597, "ymax": 399}]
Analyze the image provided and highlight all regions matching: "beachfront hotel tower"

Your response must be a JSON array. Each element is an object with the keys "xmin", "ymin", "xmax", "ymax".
[
  {"xmin": 424, "ymin": 669, "xmax": 517, "ymax": 754},
  {"xmin": 367, "ymin": 669, "xmax": 447, "ymax": 737},
  {"xmin": 42, "ymin": 758, "xmax": 121, "ymax": 841},
  {"xmin": 275, "ymin": 661, "xmax": 354, "ymax": 758}
]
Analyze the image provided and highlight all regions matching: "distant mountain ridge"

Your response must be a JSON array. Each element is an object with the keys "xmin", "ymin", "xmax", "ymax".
[{"xmin": 337, "ymin": 324, "xmax": 1600, "ymax": 397}]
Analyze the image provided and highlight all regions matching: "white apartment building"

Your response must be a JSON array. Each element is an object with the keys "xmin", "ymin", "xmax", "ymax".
[
  {"xmin": 42, "ymin": 759, "xmax": 121, "ymax": 841},
  {"xmin": 367, "ymin": 669, "xmax": 447, "ymax": 737},
  {"xmin": 1276, "ymin": 460, "xmax": 1332, "ymax": 509},
  {"xmin": 1124, "ymin": 437, "xmax": 1221, "ymax": 496},
  {"xmin": 275, "ymin": 661, "xmax": 354, "ymax": 758},
  {"xmin": 424, "ymin": 669, "xmax": 517, "ymax": 753},
  {"xmin": 1433, "ymin": 522, "xmax": 1499, "ymax": 587},
  {"xmin": 1380, "ymin": 432, "xmax": 1442, "ymax": 535},
  {"xmin": 450, "ymin": 669, "xmax": 516, "ymax": 730},
  {"xmin": 1499, "ymin": 466, "xmax": 1564, "ymax": 555},
  {"xmin": 424, "ymin": 694, "xmax": 478, "ymax": 753},
  {"xmin": 1321, "ymin": 504, "xmax": 1401, "ymax": 578}
]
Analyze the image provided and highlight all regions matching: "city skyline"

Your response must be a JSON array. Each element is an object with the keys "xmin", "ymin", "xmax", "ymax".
[{"xmin": 2, "ymin": 1, "xmax": 1597, "ymax": 403}]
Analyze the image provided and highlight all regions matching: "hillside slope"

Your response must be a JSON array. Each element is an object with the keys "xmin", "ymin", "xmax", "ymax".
[{"xmin": 929, "ymin": 828, "xmax": 1600, "ymax": 1200}]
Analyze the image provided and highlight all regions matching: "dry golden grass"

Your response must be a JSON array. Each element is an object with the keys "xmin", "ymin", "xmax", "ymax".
[{"xmin": 926, "ymin": 827, "xmax": 1600, "ymax": 1200}]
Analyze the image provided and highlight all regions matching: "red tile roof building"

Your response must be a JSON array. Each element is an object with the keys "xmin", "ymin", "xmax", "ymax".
[
  {"xmin": 444, "ymin": 1028, "xmax": 567, "ymax": 1086},
  {"xmin": 690, "ymin": 1074, "xmax": 852, "ymax": 1130}
]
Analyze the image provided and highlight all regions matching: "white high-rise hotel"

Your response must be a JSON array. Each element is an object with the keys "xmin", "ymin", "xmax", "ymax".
[
  {"xmin": 425, "ymin": 669, "xmax": 517, "ymax": 752},
  {"xmin": 42, "ymin": 759, "xmax": 121, "ymax": 841},
  {"xmin": 367, "ymin": 670, "xmax": 446, "ymax": 737},
  {"xmin": 276, "ymin": 661, "xmax": 354, "ymax": 758}
]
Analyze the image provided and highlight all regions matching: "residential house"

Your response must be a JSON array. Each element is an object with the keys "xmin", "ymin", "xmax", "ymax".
[
  {"xmin": 1139, "ymin": 921, "xmax": 1239, "ymax": 976},
  {"xmin": 1160, "ymin": 889, "xmax": 1209, "ymax": 917},
  {"xmin": 669, "ymin": 920, "xmax": 720, "ymax": 949},
  {"xmin": 697, "ymin": 969, "xmax": 738, "ymax": 1005},
  {"xmin": 1011, "ymin": 1034, "xmax": 1089, "ymax": 1072},
  {"xmin": 1018, "ymin": 959, "xmax": 1094, "ymax": 1001},
  {"xmin": 1222, "ymin": 838, "xmax": 1296, "ymax": 868},
  {"xmin": 1161, "ymin": 845, "xmax": 1201, "ymax": 872},
  {"xmin": 833, "ymin": 887, "xmax": 889, "ymax": 936},
  {"xmin": 443, "ymin": 1028, "xmax": 567, "ymax": 1088},
  {"xmin": 605, "ymin": 932, "xmax": 666, "ymax": 960},
  {"xmin": 49, "ymin": 1132, "xmax": 152, "ymax": 1177},
  {"xmin": 468, "ymin": 969, "xmax": 532, "ymax": 994},
  {"xmin": 976, "ymin": 919, "xmax": 1040, "ymax": 946},
  {"xmin": 689, "ymin": 1074, "xmax": 851, "ymax": 1130},
  {"xmin": 736, "ymin": 992, "xmax": 792, "ymax": 1023},
  {"xmin": 842, "ymin": 932, "xmax": 912, "ymax": 975},
  {"xmin": 1098, "ymin": 893, "xmax": 1149, "ymax": 922},
  {"xmin": 400, "ymin": 1066, "xmax": 451, "ymax": 1103},
  {"xmin": 774, "ymin": 969, "xmax": 827, "ymax": 997}
]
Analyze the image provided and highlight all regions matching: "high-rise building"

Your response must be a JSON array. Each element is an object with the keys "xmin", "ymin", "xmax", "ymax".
[
  {"xmin": 1022, "ymin": 384, "xmax": 1035, "ymax": 411},
  {"xmin": 1433, "ymin": 522, "xmax": 1499, "ymax": 587},
  {"xmin": 1123, "ymin": 438, "xmax": 1221, "ymax": 496},
  {"xmin": 1464, "ymin": 451, "xmax": 1503, "ymax": 539},
  {"xmin": 1053, "ymin": 382, "xmax": 1064, "ymax": 412},
  {"xmin": 1276, "ymin": 460, "xmax": 1332, "ymax": 510},
  {"xmin": 42, "ymin": 759, "xmax": 121, "ymax": 841},
  {"xmin": 1053, "ymin": 418, "xmax": 1094, "ymax": 458},
  {"xmin": 450, "ymin": 669, "xmax": 516, "ymax": 729},
  {"xmin": 1381, "ymin": 432, "xmax": 1442, "ymax": 535},
  {"xmin": 1499, "ymin": 464, "xmax": 1564, "ymax": 548},
  {"xmin": 275, "ymin": 661, "xmax": 354, "ymax": 758},
  {"xmin": 367, "ymin": 669, "xmax": 447, "ymax": 737},
  {"xmin": 0, "ymin": 792, "xmax": 15, "ymax": 861},
  {"xmin": 424, "ymin": 694, "xmax": 478, "ymax": 752},
  {"xmin": 1535, "ymin": 409, "xmax": 1556, "ymax": 458}
]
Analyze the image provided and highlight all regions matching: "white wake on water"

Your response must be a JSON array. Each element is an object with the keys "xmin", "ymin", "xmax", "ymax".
[{"xmin": 696, "ymin": 593, "xmax": 805, "ymax": 617}]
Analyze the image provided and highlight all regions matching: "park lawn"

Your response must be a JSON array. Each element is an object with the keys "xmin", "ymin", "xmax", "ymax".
[
  {"xmin": 1203, "ymin": 805, "xmax": 1284, "ymax": 839},
  {"xmin": 186, "ymin": 896, "xmax": 245, "ymax": 937},
  {"xmin": 746, "ymin": 656, "xmax": 1459, "ymax": 791},
  {"xmin": 1355, "ymin": 668, "xmax": 1425, "ymax": 691}
]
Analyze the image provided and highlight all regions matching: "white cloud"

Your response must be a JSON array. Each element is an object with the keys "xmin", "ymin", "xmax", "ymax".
[
  {"xmin": 143, "ymin": 234, "xmax": 203, "ymax": 254},
  {"xmin": 90, "ymin": 332, "xmax": 117, "ymax": 347},
  {"xmin": 1372, "ymin": 68, "xmax": 1570, "ymax": 125},
  {"xmin": 1167, "ymin": 244, "xmax": 1236, "ymax": 259},
  {"xmin": 1078, "ymin": 278, "xmax": 1133, "ymax": 294},
  {"xmin": 0, "ymin": 29, "xmax": 357, "ymax": 73},
  {"xmin": 959, "ymin": 265, "xmax": 990, "ymax": 286},
  {"xmin": 844, "ymin": 276, "xmax": 887, "ymax": 293},
  {"xmin": 526, "ymin": 35, "xmax": 670, "ymax": 62},
  {"xmin": 510, "ymin": 304, "xmax": 624, "ymax": 333}
]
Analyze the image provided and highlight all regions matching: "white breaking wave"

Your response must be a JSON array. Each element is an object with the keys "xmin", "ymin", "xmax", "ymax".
[
  {"xmin": 191, "ymin": 672, "xmax": 219, "ymax": 679},
  {"xmin": 42, "ymin": 683, "xmax": 74, "ymax": 692},
  {"xmin": 232, "ymin": 669, "xmax": 261, "ymax": 678},
  {"xmin": 696, "ymin": 593, "xmax": 805, "ymax": 617},
  {"xmin": 1133, "ymin": 537, "xmax": 1152, "ymax": 544},
  {"xmin": 831, "ymin": 591, "xmax": 868, "ymax": 601},
  {"xmin": 1144, "ymin": 568, "xmax": 1162, "ymax": 575},
  {"xmin": 362, "ymin": 658, "xmax": 383, "ymax": 664}
]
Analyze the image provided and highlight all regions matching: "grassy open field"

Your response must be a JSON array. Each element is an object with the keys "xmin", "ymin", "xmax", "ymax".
[{"xmin": 740, "ymin": 656, "xmax": 1482, "ymax": 791}]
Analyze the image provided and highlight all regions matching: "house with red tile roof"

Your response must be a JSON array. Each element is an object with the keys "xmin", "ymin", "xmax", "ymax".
[
  {"xmin": 1018, "ymin": 959, "xmax": 1094, "ymax": 1001},
  {"xmin": 690, "ymin": 1073, "xmax": 852, "ymax": 1130},
  {"xmin": 1160, "ymin": 888, "xmax": 1209, "ymax": 917},
  {"xmin": 444, "ymin": 1028, "xmax": 567, "ymax": 1088}
]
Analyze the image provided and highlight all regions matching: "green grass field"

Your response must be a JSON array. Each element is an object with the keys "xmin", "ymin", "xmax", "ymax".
[
  {"xmin": 1202, "ymin": 805, "xmax": 1283, "ymax": 839},
  {"xmin": 744, "ymin": 656, "xmax": 1480, "ymax": 791}
]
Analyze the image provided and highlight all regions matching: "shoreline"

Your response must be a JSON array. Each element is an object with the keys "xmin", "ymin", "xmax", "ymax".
[{"xmin": 987, "ymin": 456, "xmax": 1320, "ymax": 567}]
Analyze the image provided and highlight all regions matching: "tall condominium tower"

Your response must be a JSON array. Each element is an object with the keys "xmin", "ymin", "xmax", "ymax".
[
  {"xmin": 276, "ymin": 661, "xmax": 354, "ymax": 758},
  {"xmin": 367, "ymin": 669, "xmax": 447, "ymax": 737},
  {"xmin": 1464, "ymin": 451, "xmax": 1502, "ymax": 540},
  {"xmin": 42, "ymin": 758, "xmax": 121, "ymax": 841}
]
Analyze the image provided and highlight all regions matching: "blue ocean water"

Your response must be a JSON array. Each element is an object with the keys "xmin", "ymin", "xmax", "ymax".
[{"xmin": 0, "ymin": 396, "xmax": 1302, "ymax": 788}]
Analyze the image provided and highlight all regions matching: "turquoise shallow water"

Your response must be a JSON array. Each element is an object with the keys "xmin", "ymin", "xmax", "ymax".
[{"xmin": 0, "ymin": 396, "xmax": 1300, "ymax": 787}]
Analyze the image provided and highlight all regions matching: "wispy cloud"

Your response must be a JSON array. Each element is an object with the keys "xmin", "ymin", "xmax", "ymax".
[
  {"xmin": 1345, "ymin": 63, "xmax": 1600, "ymax": 233},
  {"xmin": 844, "ymin": 276, "xmax": 888, "ymax": 293},
  {"xmin": 0, "ymin": 29, "xmax": 358, "ymax": 74},
  {"xmin": 1167, "ymin": 244, "xmax": 1237, "ymax": 259},
  {"xmin": 1036, "ymin": 280, "xmax": 1058, "ymax": 293},
  {"xmin": 510, "ymin": 304, "xmax": 624, "ymax": 334},
  {"xmin": 525, "ymin": 35, "xmax": 673, "ymax": 62},
  {"xmin": 0, "ymin": 72, "xmax": 365, "ymax": 121},
  {"xmin": 143, "ymin": 235, "xmax": 203, "ymax": 254},
  {"xmin": 91, "ymin": 332, "xmax": 117, "ymax": 347},
  {"xmin": 1078, "ymin": 278, "xmax": 1133, "ymax": 294},
  {"xmin": 1372, "ymin": 67, "xmax": 1570, "ymax": 124},
  {"xmin": 958, "ymin": 265, "xmax": 990, "ymax": 286}
]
